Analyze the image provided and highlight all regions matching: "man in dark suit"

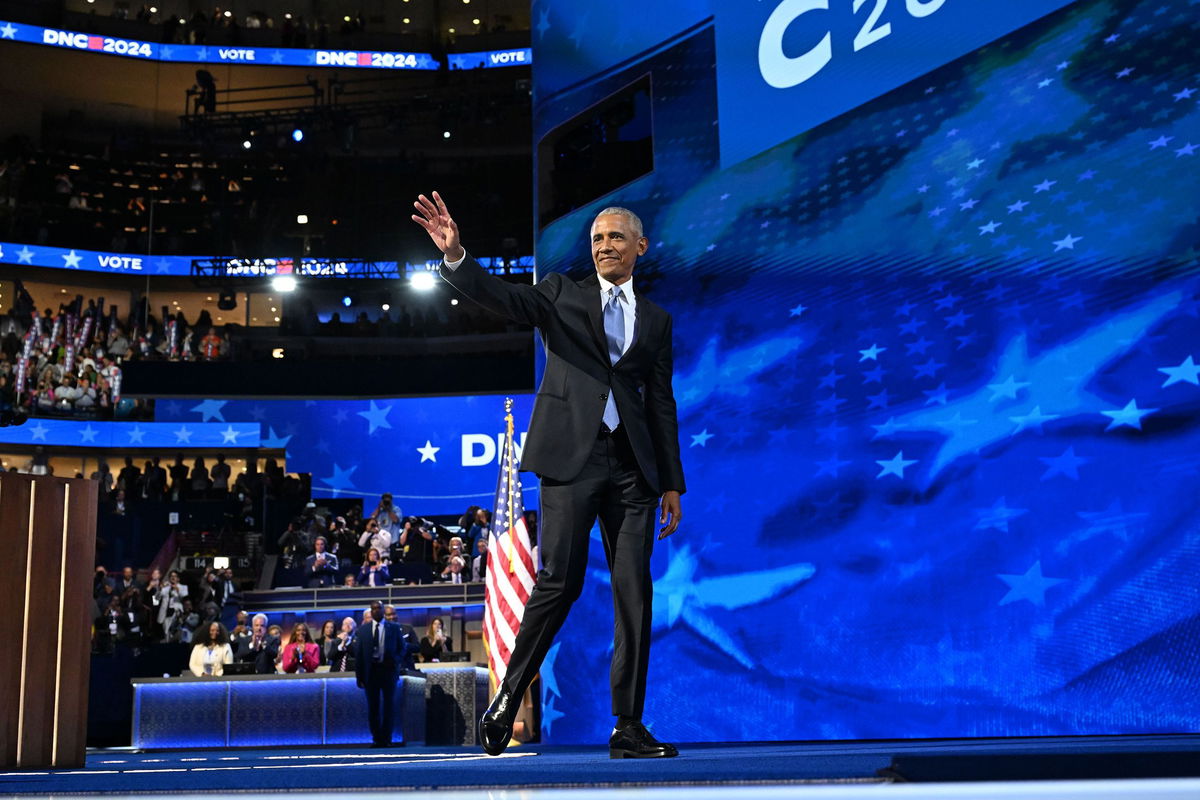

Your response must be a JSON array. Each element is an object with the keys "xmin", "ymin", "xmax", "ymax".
[
  {"xmin": 235, "ymin": 613, "xmax": 279, "ymax": 674},
  {"xmin": 354, "ymin": 600, "xmax": 413, "ymax": 747},
  {"xmin": 413, "ymin": 192, "xmax": 685, "ymax": 759},
  {"xmin": 304, "ymin": 536, "xmax": 339, "ymax": 588}
]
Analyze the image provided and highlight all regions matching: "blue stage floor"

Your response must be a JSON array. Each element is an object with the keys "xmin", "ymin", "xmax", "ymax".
[{"xmin": 0, "ymin": 736, "xmax": 1196, "ymax": 796}]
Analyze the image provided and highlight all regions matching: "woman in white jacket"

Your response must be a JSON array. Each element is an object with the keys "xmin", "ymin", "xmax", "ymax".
[{"xmin": 189, "ymin": 622, "xmax": 234, "ymax": 677}]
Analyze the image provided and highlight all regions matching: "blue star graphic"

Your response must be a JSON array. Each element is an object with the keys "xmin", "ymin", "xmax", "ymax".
[
  {"xmin": 0, "ymin": 22, "xmax": 16, "ymax": 39},
  {"xmin": 1039, "ymin": 446, "xmax": 1089, "ymax": 480},
  {"xmin": 127, "ymin": 426, "xmax": 145, "ymax": 444},
  {"xmin": 891, "ymin": 292, "xmax": 1180, "ymax": 481},
  {"xmin": 320, "ymin": 463, "xmax": 358, "ymax": 496},
  {"xmin": 859, "ymin": 343, "xmax": 886, "ymax": 361},
  {"xmin": 16, "ymin": 246, "xmax": 34, "ymax": 263},
  {"xmin": 174, "ymin": 426, "xmax": 193, "ymax": 444},
  {"xmin": 357, "ymin": 400, "xmax": 394, "ymax": 434},
  {"xmin": 997, "ymin": 561, "xmax": 1065, "ymax": 607},
  {"xmin": 1101, "ymin": 399, "xmax": 1157, "ymax": 431},
  {"xmin": 535, "ymin": 8, "xmax": 551, "ymax": 40},
  {"xmin": 1158, "ymin": 355, "xmax": 1199, "ymax": 387},
  {"xmin": 79, "ymin": 424, "xmax": 99, "ymax": 444},
  {"xmin": 190, "ymin": 398, "xmax": 226, "ymax": 422},
  {"xmin": 262, "ymin": 426, "xmax": 293, "ymax": 449},
  {"xmin": 871, "ymin": 417, "xmax": 904, "ymax": 440},
  {"xmin": 690, "ymin": 429, "xmax": 714, "ymax": 447},
  {"xmin": 814, "ymin": 454, "xmax": 852, "ymax": 478},
  {"xmin": 875, "ymin": 451, "xmax": 917, "ymax": 479},
  {"xmin": 1010, "ymin": 405, "xmax": 1059, "ymax": 434},
  {"xmin": 975, "ymin": 497, "xmax": 1028, "ymax": 532}
]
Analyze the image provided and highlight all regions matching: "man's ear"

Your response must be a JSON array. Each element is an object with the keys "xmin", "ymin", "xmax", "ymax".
[{"xmin": 638, "ymin": 237, "xmax": 649, "ymax": 255}]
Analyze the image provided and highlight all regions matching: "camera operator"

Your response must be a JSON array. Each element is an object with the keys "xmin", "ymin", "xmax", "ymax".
[
  {"xmin": 370, "ymin": 493, "xmax": 401, "ymax": 541},
  {"xmin": 358, "ymin": 517, "xmax": 392, "ymax": 564}
]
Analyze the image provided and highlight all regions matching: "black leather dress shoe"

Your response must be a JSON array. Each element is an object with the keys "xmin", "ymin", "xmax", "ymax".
[
  {"xmin": 609, "ymin": 721, "xmax": 678, "ymax": 759},
  {"xmin": 479, "ymin": 688, "xmax": 516, "ymax": 756}
]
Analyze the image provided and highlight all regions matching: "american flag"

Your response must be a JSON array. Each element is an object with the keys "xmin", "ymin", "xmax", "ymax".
[{"xmin": 482, "ymin": 398, "xmax": 537, "ymax": 692}]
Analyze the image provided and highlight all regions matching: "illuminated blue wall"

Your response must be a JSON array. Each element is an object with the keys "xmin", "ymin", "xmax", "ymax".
[{"xmin": 530, "ymin": 0, "xmax": 1200, "ymax": 743}]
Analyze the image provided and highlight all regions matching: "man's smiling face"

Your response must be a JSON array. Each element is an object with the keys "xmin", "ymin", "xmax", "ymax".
[{"xmin": 591, "ymin": 214, "xmax": 647, "ymax": 285}]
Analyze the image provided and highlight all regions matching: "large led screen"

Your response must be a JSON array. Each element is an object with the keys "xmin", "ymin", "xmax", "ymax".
[{"xmin": 528, "ymin": 0, "xmax": 1200, "ymax": 743}]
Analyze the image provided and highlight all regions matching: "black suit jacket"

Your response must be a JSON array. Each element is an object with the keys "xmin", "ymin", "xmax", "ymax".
[{"xmin": 441, "ymin": 255, "xmax": 685, "ymax": 495}]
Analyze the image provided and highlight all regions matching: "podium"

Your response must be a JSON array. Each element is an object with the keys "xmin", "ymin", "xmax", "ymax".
[{"xmin": 0, "ymin": 473, "xmax": 97, "ymax": 769}]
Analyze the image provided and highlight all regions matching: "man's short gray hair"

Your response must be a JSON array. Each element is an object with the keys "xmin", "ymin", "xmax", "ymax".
[
  {"xmin": 594, "ymin": 207, "xmax": 644, "ymax": 239},
  {"xmin": 252, "ymin": 613, "xmax": 268, "ymax": 625}
]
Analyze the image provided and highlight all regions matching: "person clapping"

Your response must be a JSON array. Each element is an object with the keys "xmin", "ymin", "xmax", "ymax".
[
  {"xmin": 358, "ymin": 548, "xmax": 391, "ymax": 587},
  {"xmin": 280, "ymin": 622, "xmax": 320, "ymax": 673}
]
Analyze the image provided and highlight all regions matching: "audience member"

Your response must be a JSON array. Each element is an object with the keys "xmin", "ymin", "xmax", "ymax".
[
  {"xmin": 304, "ymin": 536, "xmax": 339, "ymax": 587},
  {"xmin": 326, "ymin": 616, "xmax": 357, "ymax": 671},
  {"xmin": 156, "ymin": 570, "xmax": 188, "ymax": 641},
  {"xmin": 471, "ymin": 538, "xmax": 488, "ymax": 583},
  {"xmin": 314, "ymin": 619, "xmax": 337, "ymax": 663},
  {"xmin": 189, "ymin": 621, "xmax": 234, "ymax": 676},
  {"xmin": 280, "ymin": 622, "xmax": 320, "ymax": 673},
  {"xmin": 419, "ymin": 617, "xmax": 448, "ymax": 663},
  {"xmin": 358, "ymin": 517, "xmax": 391, "ymax": 564},
  {"xmin": 236, "ymin": 613, "xmax": 280, "ymax": 674},
  {"xmin": 358, "ymin": 548, "xmax": 391, "ymax": 587}
]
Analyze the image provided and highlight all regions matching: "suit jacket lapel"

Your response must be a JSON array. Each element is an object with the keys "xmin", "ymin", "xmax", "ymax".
[{"xmin": 579, "ymin": 274, "xmax": 609, "ymax": 360}]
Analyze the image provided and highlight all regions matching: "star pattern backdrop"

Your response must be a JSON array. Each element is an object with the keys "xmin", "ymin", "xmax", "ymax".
[{"xmin": 527, "ymin": 0, "xmax": 1200, "ymax": 743}]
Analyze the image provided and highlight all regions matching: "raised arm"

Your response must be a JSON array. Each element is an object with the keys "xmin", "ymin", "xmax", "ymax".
[{"xmin": 411, "ymin": 191, "xmax": 557, "ymax": 328}]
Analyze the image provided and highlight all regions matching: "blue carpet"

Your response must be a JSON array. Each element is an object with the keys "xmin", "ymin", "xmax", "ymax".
[{"xmin": 0, "ymin": 736, "xmax": 1196, "ymax": 794}]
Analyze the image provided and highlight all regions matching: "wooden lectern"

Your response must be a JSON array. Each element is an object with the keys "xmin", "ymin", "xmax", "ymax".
[{"xmin": 0, "ymin": 473, "xmax": 97, "ymax": 769}]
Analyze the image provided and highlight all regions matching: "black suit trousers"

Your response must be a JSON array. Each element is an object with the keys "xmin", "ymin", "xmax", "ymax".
[
  {"xmin": 502, "ymin": 425, "xmax": 658, "ymax": 719},
  {"xmin": 363, "ymin": 663, "xmax": 397, "ymax": 744}
]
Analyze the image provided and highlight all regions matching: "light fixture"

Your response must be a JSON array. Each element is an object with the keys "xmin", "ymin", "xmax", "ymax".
[
  {"xmin": 382, "ymin": 303, "xmax": 391, "ymax": 311},
  {"xmin": 296, "ymin": 213, "xmax": 309, "ymax": 224},
  {"xmin": 450, "ymin": 298, "xmax": 459, "ymax": 306},
  {"xmin": 342, "ymin": 296, "xmax": 352, "ymax": 307},
  {"xmin": 223, "ymin": 10, "xmax": 231, "ymax": 17},
  {"xmin": 443, "ymin": 130, "xmax": 451, "ymax": 139},
  {"xmin": 344, "ymin": 15, "xmax": 351, "ymax": 22},
  {"xmin": 410, "ymin": 272, "xmax": 437, "ymax": 291},
  {"xmin": 284, "ymin": 12, "xmax": 292, "ymax": 19},
  {"xmin": 271, "ymin": 348, "xmax": 285, "ymax": 359},
  {"xmin": 213, "ymin": 557, "xmax": 230, "ymax": 570},
  {"xmin": 472, "ymin": 18, "xmax": 480, "ymax": 24},
  {"xmin": 271, "ymin": 275, "xmax": 298, "ymax": 292},
  {"xmin": 292, "ymin": 128, "xmax": 304, "ymax": 142},
  {"xmin": 402, "ymin": 17, "xmax": 410, "ymax": 23},
  {"xmin": 149, "ymin": 6, "xmax": 158, "ymax": 12},
  {"xmin": 242, "ymin": 139, "xmax": 252, "ymax": 150},
  {"xmin": 448, "ymin": 27, "xmax": 456, "ymax": 33}
]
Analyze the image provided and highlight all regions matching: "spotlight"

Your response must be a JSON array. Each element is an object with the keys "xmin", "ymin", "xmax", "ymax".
[
  {"xmin": 272, "ymin": 275, "xmax": 298, "ymax": 292},
  {"xmin": 450, "ymin": 298, "xmax": 459, "ymax": 306},
  {"xmin": 410, "ymin": 272, "xmax": 437, "ymax": 291},
  {"xmin": 382, "ymin": 303, "xmax": 391, "ymax": 311},
  {"xmin": 242, "ymin": 139, "xmax": 252, "ymax": 150},
  {"xmin": 292, "ymin": 128, "xmax": 304, "ymax": 142},
  {"xmin": 443, "ymin": 130, "xmax": 451, "ymax": 139},
  {"xmin": 342, "ymin": 296, "xmax": 352, "ymax": 307},
  {"xmin": 296, "ymin": 213, "xmax": 309, "ymax": 224}
]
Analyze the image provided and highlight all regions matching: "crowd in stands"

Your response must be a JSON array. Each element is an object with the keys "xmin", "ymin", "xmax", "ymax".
[
  {"xmin": 276, "ymin": 495, "xmax": 536, "ymax": 588},
  {"xmin": 0, "ymin": 283, "xmax": 231, "ymax": 421},
  {"xmin": 94, "ymin": 564, "xmax": 466, "ymax": 674}
]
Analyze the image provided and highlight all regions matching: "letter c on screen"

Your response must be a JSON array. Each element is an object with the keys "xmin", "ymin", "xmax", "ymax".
[{"xmin": 758, "ymin": 0, "xmax": 833, "ymax": 89}]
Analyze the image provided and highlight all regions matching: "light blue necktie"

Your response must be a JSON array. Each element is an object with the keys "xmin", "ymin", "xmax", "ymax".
[{"xmin": 602, "ymin": 286, "xmax": 625, "ymax": 431}]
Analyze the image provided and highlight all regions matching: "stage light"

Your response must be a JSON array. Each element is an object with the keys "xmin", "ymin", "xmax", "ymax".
[
  {"xmin": 272, "ymin": 275, "xmax": 298, "ymax": 292},
  {"xmin": 382, "ymin": 303, "xmax": 391, "ymax": 311},
  {"xmin": 443, "ymin": 131, "xmax": 452, "ymax": 139},
  {"xmin": 296, "ymin": 213, "xmax": 309, "ymax": 224},
  {"xmin": 284, "ymin": 12, "xmax": 292, "ymax": 19},
  {"xmin": 410, "ymin": 272, "xmax": 437, "ymax": 291},
  {"xmin": 292, "ymin": 128, "xmax": 304, "ymax": 142},
  {"xmin": 451, "ymin": 298, "xmax": 459, "ymax": 306},
  {"xmin": 342, "ymin": 296, "xmax": 352, "ymax": 307},
  {"xmin": 149, "ymin": 6, "xmax": 158, "ymax": 12},
  {"xmin": 242, "ymin": 139, "xmax": 252, "ymax": 150},
  {"xmin": 213, "ymin": 557, "xmax": 230, "ymax": 570},
  {"xmin": 403, "ymin": 17, "xmax": 410, "ymax": 23},
  {"xmin": 223, "ymin": 10, "xmax": 231, "ymax": 17},
  {"xmin": 271, "ymin": 348, "xmax": 285, "ymax": 359},
  {"xmin": 344, "ymin": 15, "xmax": 351, "ymax": 22},
  {"xmin": 448, "ymin": 27, "xmax": 456, "ymax": 34}
]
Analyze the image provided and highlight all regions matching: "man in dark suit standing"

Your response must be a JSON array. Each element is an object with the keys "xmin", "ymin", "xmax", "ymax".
[
  {"xmin": 304, "ymin": 536, "xmax": 339, "ymax": 588},
  {"xmin": 354, "ymin": 600, "xmax": 408, "ymax": 747},
  {"xmin": 413, "ymin": 192, "xmax": 685, "ymax": 759},
  {"xmin": 235, "ymin": 613, "xmax": 279, "ymax": 674}
]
